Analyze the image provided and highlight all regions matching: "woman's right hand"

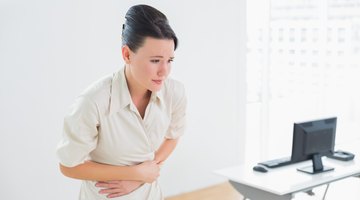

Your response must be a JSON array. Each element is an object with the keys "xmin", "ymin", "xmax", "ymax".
[{"xmin": 135, "ymin": 160, "xmax": 160, "ymax": 183}]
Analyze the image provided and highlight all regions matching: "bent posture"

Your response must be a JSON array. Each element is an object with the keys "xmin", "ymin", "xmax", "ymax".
[{"xmin": 56, "ymin": 4, "xmax": 186, "ymax": 199}]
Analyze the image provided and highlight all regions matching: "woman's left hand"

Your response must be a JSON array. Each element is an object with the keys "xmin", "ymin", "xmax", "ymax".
[{"xmin": 95, "ymin": 180, "xmax": 144, "ymax": 198}]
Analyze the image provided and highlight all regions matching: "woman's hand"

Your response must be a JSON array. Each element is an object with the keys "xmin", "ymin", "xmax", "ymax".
[
  {"xmin": 135, "ymin": 160, "xmax": 160, "ymax": 183},
  {"xmin": 95, "ymin": 180, "xmax": 144, "ymax": 198},
  {"xmin": 95, "ymin": 160, "xmax": 160, "ymax": 198}
]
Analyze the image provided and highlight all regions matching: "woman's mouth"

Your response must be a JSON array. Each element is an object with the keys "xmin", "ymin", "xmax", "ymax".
[{"xmin": 152, "ymin": 80, "xmax": 163, "ymax": 85}]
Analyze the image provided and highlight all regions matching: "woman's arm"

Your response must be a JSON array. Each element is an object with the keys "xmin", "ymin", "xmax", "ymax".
[
  {"xmin": 154, "ymin": 138, "xmax": 179, "ymax": 164},
  {"xmin": 94, "ymin": 138, "xmax": 179, "ymax": 198},
  {"xmin": 60, "ymin": 160, "xmax": 160, "ymax": 183}
]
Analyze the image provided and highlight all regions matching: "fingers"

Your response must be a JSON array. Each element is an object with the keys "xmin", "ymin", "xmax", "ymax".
[
  {"xmin": 98, "ymin": 187, "xmax": 128, "ymax": 197},
  {"xmin": 146, "ymin": 160, "xmax": 158, "ymax": 165},
  {"xmin": 107, "ymin": 192, "xmax": 123, "ymax": 198},
  {"xmin": 96, "ymin": 180, "xmax": 146, "ymax": 198},
  {"xmin": 106, "ymin": 180, "xmax": 122, "ymax": 184},
  {"xmin": 95, "ymin": 182, "xmax": 120, "ymax": 189},
  {"xmin": 157, "ymin": 161, "xmax": 164, "ymax": 168},
  {"xmin": 101, "ymin": 189, "xmax": 126, "ymax": 198},
  {"xmin": 99, "ymin": 188, "xmax": 122, "ymax": 194}
]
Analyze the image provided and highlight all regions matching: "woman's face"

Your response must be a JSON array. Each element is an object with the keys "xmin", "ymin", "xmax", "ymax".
[{"xmin": 124, "ymin": 37, "xmax": 175, "ymax": 93}]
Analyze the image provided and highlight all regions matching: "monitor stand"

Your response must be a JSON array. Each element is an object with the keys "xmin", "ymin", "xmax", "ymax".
[{"xmin": 297, "ymin": 154, "xmax": 334, "ymax": 174}]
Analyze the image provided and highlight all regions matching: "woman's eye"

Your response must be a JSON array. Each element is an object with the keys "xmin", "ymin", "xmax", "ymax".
[
  {"xmin": 168, "ymin": 59, "xmax": 174, "ymax": 63},
  {"xmin": 150, "ymin": 59, "xmax": 160, "ymax": 63}
]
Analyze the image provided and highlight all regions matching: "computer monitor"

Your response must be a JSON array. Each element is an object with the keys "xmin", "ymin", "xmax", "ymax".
[{"xmin": 291, "ymin": 117, "xmax": 337, "ymax": 174}]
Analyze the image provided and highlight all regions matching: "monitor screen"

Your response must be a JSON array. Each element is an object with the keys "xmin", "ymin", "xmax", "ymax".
[{"xmin": 290, "ymin": 117, "xmax": 337, "ymax": 174}]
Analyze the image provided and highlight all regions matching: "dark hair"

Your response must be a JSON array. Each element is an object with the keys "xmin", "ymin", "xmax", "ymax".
[{"xmin": 122, "ymin": 4, "xmax": 178, "ymax": 52}]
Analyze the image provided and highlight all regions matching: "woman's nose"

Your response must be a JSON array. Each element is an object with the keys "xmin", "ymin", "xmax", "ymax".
[{"xmin": 157, "ymin": 62, "xmax": 169, "ymax": 77}]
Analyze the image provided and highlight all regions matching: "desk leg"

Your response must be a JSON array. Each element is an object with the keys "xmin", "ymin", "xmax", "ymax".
[{"xmin": 229, "ymin": 180, "xmax": 293, "ymax": 200}]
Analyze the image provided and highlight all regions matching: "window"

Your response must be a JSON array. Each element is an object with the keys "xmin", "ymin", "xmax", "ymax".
[{"xmin": 246, "ymin": 0, "xmax": 360, "ymax": 162}]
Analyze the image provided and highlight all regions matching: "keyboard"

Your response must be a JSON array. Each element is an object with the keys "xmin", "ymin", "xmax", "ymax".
[{"xmin": 258, "ymin": 156, "xmax": 292, "ymax": 168}]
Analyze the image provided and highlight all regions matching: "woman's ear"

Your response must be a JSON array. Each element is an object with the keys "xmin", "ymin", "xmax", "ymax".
[{"xmin": 122, "ymin": 45, "xmax": 131, "ymax": 64}]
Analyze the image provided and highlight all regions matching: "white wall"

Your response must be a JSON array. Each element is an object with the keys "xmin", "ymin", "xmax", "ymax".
[{"xmin": 0, "ymin": 0, "xmax": 246, "ymax": 199}]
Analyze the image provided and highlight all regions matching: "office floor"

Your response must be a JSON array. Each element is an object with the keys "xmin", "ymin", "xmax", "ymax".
[
  {"xmin": 165, "ymin": 182, "xmax": 243, "ymax": 200},
  {"xmin": 165, "ymin": 177, "xmax": 360, "ymax": 200}
]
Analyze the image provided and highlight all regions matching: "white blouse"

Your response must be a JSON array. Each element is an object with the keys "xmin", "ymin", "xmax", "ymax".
[{"xmin": 56, "ymin": 68, "xmax": 186, "ymax": 200}]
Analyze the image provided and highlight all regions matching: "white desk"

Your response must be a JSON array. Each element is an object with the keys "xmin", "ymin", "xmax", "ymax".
[{"xmin": 214, "ymin": 158, "xmax": 360, "ymax": 200}]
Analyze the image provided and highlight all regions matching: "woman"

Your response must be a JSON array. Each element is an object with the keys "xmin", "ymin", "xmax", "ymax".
[{"xmin": 56, "ymin": 4, "xmax": 186, "ymax": 200}]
